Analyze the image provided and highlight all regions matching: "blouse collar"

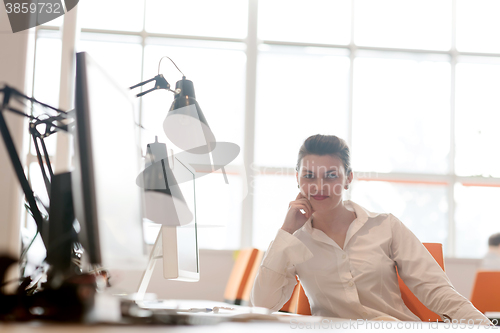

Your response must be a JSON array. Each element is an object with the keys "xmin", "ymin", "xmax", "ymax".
[{"xmin": 302, "ymin": 200, "xmax": 381, "ymax": 249}]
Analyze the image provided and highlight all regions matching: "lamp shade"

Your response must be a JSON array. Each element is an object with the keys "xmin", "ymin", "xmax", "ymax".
[
  {"xmin": 136, "ymin": 139, "xmax": 193, "ymax": 226},
  {"xmin": 163, "ymin": 78, "xmax": 216, "ymax": 154}
]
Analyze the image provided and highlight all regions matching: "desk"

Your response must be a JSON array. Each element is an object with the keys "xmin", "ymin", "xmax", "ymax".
[
  {"xmin": 1, "ymin": 322, "xmax": 292, "ymax": 333},
  {"xmin": 1, "ymin": 298, "xmax": 495, "ymax": 331},
  {"xmin": 0, "ymin": 320, "xmax": 494, "ymax": 332}
]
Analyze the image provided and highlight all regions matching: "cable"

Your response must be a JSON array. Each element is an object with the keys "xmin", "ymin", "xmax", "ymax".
[
  {"xmin": 20, "ymin": 229, "xmax": 39, "ymax": 264},
  {"xmin": 157, "ymin": 56, "xmax": 185, "ymax": 77}
]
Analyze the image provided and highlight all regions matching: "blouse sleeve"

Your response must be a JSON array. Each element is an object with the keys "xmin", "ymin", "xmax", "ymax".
[
  {"xmin": 251, "ymin": 228, "xmax": 314, "ymax": 311},
  {"xmin": 390, "ymin": 214, "xmax": 490, "ymax": 324}
]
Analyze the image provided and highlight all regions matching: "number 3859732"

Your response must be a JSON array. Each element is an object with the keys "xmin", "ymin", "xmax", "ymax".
[{"xmin": 5, "ymin": 2, "xmax": 62, "ymax": 14}]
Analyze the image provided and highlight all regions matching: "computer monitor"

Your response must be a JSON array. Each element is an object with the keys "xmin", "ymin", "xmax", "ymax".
[
  {"xmin": 72, "ymin": 51, "xmax": 147, "ymax": 270},
  {"xmin": 137, "ymin": 153, "xmax": 200, "ymax": 300},
  {"xmin": 72, "ymin": 52, "xmax": 199, "ymax": 289}
]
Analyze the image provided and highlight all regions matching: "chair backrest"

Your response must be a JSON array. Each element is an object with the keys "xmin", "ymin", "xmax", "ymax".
[
  {"xmin": 279, "ymin": 276, "xmax": 312, "ymax": 315},
  {"xmin": 397, "ymin": 242, "xmax": 445, "ymax": 321},
  {"xmin": 470, "ymin": 271, "xmax": 500, "ymax": 313},
  {"xmin": 289, "ymin": 242, "xmax": 445, "ymax": 318},
  {"xmin": 224, "ymin": 248, "xmax": 264, "ymax": 305},
  {"xmin": 279, "ymin": 276, "xmax": 301, "ymax": 313},
  {"xmin": 296, "ymin": 281, "xmax": 312, "ymax": 315}
]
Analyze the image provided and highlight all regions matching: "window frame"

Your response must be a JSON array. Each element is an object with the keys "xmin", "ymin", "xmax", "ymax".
[{"xmin": 29, "ymin": 0, "xmax": 500, "ymax": 257}]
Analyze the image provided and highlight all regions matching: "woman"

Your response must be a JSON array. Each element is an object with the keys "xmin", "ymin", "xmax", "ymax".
[{"xmin": 251, "ymin": 134, "xmax": 489, "ymax": 322}]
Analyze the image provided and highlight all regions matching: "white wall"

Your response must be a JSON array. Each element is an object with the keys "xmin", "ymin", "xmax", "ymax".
[
  {"xmin": 109, "ymin": 249, "xmax": 235, "ymax": 302},
  {"xmin": 0, "ymin": 4, "xmax": 34, "ymax": 278},
  {"xmin": 444, "ymin": 257, "xmax": 482, "ymax": 300},
  {"xmin": 108, "ymin": 249, "xmax": 482, "ymax": 305}
]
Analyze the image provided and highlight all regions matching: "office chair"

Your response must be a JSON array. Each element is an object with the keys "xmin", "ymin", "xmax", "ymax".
[
  {"xmin": 224, "ymin": 248, "xmax": 264, "ymax": 305},
  {"xmin": 295, "ymin": 281, "xmax": 312, "ymax": 315},
  {"xmin": 278, "ymin": 275, "xmax": 312, "ymax": 314},
  {"xmin": 397, "ymin": 243, "xmax": 445, "ymax": 321},
  {"xmin": 470, "ymin": 271, "xmax": 500, "ymax": 313},
  {"xmin": 279, "ymin": 276, "xmax": 301, "ymax": 313},
  {"xmin": 223, "ymin": 248, "xmax": 311, "ymax": 311},
  {"xmin": 288, "ymin": 242, "xmax": 445, "ymax": 319}
]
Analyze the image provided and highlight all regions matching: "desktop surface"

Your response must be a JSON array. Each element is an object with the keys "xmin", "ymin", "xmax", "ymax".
[
  {"xmin": 0, "ymin": 322, "xmax": 295, "ymax": 333},
  {"xmin": 1, "ymin": 318, "xmax": 494, "ymax": 332},
  {"xmin": 3, "ymin": 296, "xmax": 495, "ymax": 332}
]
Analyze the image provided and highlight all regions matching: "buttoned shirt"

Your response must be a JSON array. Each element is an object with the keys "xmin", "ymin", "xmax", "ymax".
[{"xmin": 251, "ymin": 200, "xmax": 488, "ymax": 322}]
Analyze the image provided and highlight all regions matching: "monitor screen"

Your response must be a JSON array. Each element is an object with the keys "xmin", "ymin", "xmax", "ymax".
[{"xmin": 72, "ymin": 52, "xmax": 147, "ymax": 270}]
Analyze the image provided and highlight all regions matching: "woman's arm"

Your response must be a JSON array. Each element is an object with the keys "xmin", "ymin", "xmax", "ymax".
[
  {"xmin": 252, "ymin": 192, "xmax": 314, "ymax": 309},
  {"xmin": 390, "ymin": 214, "xmax": 490, "ymax": 324},
  {"xmin": 251, "ymin": 229, "xmax": 313, "ymax": 310}
]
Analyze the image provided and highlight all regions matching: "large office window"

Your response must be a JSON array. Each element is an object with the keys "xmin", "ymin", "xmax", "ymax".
[{"xmin": 30, "ymin": 0, "xmax": 500, "ymax": 257}]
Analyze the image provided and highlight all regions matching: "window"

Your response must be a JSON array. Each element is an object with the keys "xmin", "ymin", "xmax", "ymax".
[
  {"xmin": 354, "ymin": 0, "xmax": 452, "ymax": 50},
  {"xmin": 455, "ymin": 58, "xmax": 500, "ymax": 177},
  {"xmin": 352, "ymin": 52, "xmax": 451, "ymax": 174},
  {"xmin": 30, "ymin": 0, "xmax": 500, "ymax": 257},
  {"xmin": 350, "ymin": 181, "xmax": 449, "ymax": 247},
  {"xmin": 255, "ymin": 45, "xmax": 350, "ymax": 167}
]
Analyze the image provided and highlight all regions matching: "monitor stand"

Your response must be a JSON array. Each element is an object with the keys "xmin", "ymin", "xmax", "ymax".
[{"xmin": 136, "ymin": 225, "xmax": 178, "ymax": 301}]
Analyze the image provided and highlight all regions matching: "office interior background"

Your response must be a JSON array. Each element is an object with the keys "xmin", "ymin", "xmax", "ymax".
[{"xmin": 1, "ymin": 0, "xmax": 500, "ymax": 301}]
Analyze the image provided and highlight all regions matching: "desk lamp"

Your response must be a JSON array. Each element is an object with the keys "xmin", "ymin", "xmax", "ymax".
[
  {"xmin": 0, "ymin": 86, "xmax": 80, "ymax": 273},
  {"xmin": 164, "ymin": 76, "xmax": 216, "ymax": 155},
  {"xmin": 0, "ymin": 85, "xmax": 74, "ymax": 248},
  {"xmin": 0, "ymin": 85, "xmax": 89, "ymax": 321},
  {"xmin": 130, "ymin": 56, "xmax": 215, "ymax": 150},
  {"xmin": 136, "ymin": 136, "xmax": 193, "ymax": 226},
  {"xmin": 130, "ymin": 56, "xmax": 234, "ymax": 185},
  {"xmin": 130, "ymin": 57, "xmax": 200, "ymax": 226}
]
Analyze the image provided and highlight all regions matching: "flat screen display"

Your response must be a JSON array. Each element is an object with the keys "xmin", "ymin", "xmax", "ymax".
[{"xmin": 72, "ymin": 52, "xmax": 147, "ymax": 270}]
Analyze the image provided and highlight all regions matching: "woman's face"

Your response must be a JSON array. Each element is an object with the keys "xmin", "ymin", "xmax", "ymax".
[{"xmin": 296, "ymin": 154, "xmax": 353, "ymax": 212}]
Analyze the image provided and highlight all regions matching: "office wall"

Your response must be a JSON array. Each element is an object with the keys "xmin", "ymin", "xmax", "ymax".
[
  {"xmin": 444, "ymin": 257, "xmax": 482, "ymax": 300},
  {"xmin": 110, "ymin": 249, "xmax": 235, "ymax": 302},
  {"xmin": 109, "ymin": 250, "xmax": 481, "ymax": 304},
  {"xmin": 0, "ymin": 7, "xmax": 36, "ymax": 292},
  {"xmin": 0, "ymin": 5, "xmax": 34, "ymax": 258}
]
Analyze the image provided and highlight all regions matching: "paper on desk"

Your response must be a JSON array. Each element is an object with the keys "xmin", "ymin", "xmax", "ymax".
[{"xmin": 85, "ymin": 293, "xmax": 122, "ymax": 323}]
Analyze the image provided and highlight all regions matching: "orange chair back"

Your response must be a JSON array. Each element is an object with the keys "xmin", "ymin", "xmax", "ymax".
[
  {"xmin": 296, "ymin": 282, "xmax": 312, "ymax": 315},
  {"xmin": 288, "ymin": 242, "xmax": 445, "ymax": 318},
  {"xmin": 280, "ymin": 276, "xmax": 301, "ymax": 313},
  {"xmin": 280, "ymin": 276, "xmax": 312, "ymax": 315},
  {"xmin": 397, "ymin": 243, "xmax": 445, "ymax": 322},
  {"xmin": 470, "ymin": 271, "xmax": 500, "ymax": 313},
  {"xmin": 224, "ymin": 248, "xmax": 264, "ymax": 305}
]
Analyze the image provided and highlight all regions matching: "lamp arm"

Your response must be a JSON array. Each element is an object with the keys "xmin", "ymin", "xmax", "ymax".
[
  {"xmin": 129, "ymin": 76, "xmax": 157, "ymax": 90},
  {"xmin": 39, "ymin": 135, "xmax": 54, "ymax": 178},
  {"xmin": 0, "ymin": 86, "xmax": 72, "ymax": 246},
  {"xmin": 130, "ymin": 57, "xmax": 186, "ymax": 98},
  {"xmin": 129, "ymin": 74, "xmax": 174, "ymax": 98},
  {"xmin": 5, "ymin": 106, "xmax": 37, "ymax": 120},
  {"xmin": 0, "ymin": 88, "xmax": 45, "ymax": 240},
  {"xmin": 1, "ymin": 85, "xmax": 68, "ymax": 116},
  {"xmin": 136, "ymin": 87, "xmax": 158, "ymax": 98},
  {"xmin": 31, "ymin": 131, "xmax": 53, "ymax": 198}
]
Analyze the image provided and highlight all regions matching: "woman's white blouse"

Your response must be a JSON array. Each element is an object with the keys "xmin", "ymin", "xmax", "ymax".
[{"xmin": 251, "ymin": 200, "xmax": 488, "ymax": 322}]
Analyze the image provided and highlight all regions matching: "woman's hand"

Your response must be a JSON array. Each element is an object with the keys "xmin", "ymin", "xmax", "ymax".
[{"xmin": 281, "ymin": 192, "xmax": 314, "ymax": 234}]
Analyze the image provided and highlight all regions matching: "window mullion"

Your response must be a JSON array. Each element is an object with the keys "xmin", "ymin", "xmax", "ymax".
[
  {"xmin": 54, "ymin": 5, "xmax": 79, "ymax": 173},
  {"xmin": 447, "ymin": 0, "xmax": 458, "ymax": 258},
  {"xmin": 241, "ymin": 0, "xmax": 259, "ymax": 248},
  {"xmin": 138, "ymin": 0, "xmax": 147, "ymax": 138}
]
